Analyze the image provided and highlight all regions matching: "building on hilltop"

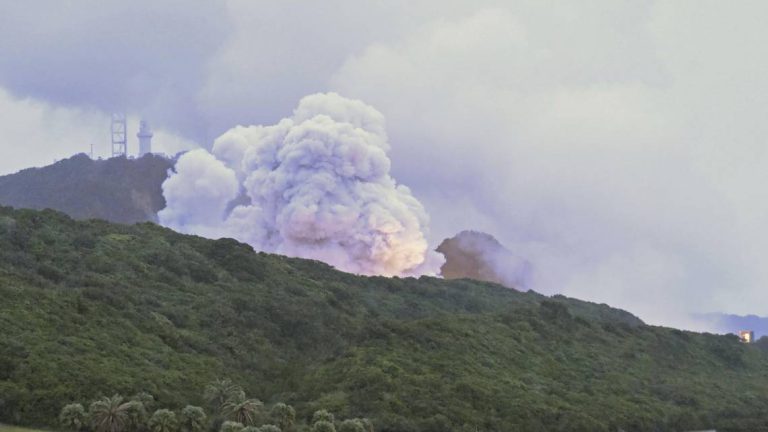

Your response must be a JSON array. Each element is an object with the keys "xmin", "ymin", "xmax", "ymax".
[
  {"xmin": 137, "ymin": 120, "xmax": 154, "ymax": 157},
  {"xmin": 738, "ymin": 330, "xmax": 754, "ymax": 343}
]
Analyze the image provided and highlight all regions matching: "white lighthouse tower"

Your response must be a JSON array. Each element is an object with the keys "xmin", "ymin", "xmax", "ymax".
[{"xmin": 137, "ymin": 120, "xmax": 154, "ymax": 157}]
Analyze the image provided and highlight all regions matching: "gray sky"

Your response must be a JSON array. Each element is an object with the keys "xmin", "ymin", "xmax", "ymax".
[{"xmin": 2, "ymin": 0, "xmax": 768, "ymax": 328}]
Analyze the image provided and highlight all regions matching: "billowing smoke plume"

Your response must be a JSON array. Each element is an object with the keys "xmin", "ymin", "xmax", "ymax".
[{"xmin": 159, "ymin": 93, "xmax": 443, "ymax": 276}]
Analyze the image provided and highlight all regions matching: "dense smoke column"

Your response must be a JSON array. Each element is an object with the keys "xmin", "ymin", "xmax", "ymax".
[{"xmin": 159, "ymin": 93, "xmax": 443, "ymax": 276}]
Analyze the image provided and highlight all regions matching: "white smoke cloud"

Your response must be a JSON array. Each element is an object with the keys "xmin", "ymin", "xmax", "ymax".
[
  {"xmin": 159, "ymin": 93, "xmax": 443, "ymax": 276},
  {"xmin": 158, "ymin": 149, "xmax": 239, "ymax": 238}
]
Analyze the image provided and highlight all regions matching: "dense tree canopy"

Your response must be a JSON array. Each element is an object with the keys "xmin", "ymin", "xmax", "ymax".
[
  {"xmin": 2, "ymin": 207, "xmax": 768, "ymax": 431},
  {"xmin": 0, "ymin": 154, "xmax": 172, "ymax": 224}
]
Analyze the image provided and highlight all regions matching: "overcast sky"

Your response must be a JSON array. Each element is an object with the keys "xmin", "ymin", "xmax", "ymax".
[{"xmin": 2, "ymin": 0, "xmax": 768, "ymax": 328}]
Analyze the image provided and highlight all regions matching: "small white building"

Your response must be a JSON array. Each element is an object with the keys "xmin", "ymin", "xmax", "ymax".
[
  {"xmin": 738, "ymin": 330, "xmax": 754, "ymax": 343},
  {"xmin": 137, "ymin": 120, "xmax": 154, "ymax": 157}
]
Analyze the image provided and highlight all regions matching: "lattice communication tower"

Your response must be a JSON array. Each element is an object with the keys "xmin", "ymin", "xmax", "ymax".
[{"xmin": 111, "ymin": 113, "xmax": 127, "ymax": 157}]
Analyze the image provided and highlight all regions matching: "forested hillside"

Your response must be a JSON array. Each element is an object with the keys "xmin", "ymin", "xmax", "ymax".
[
  {"xmin": 0, "ymin": 154, "xmax": 172, "ymax": 224},
  {"xmin": 1, "ymin": 208, "xmax": 768, "ymax": 431}
]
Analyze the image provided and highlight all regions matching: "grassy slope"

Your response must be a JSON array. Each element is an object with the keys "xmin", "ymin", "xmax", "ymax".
[
  {"xmin": 0, "ymin": 207, "xmax": 767, "ymax": 432},
  {"xmin": 0, "ymin": 425, "xmax": 48, "ymax": 432}
]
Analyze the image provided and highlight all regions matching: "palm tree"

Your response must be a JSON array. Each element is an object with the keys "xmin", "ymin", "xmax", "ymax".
[
  {"xmin": 60, "ymin": 403, "xmax": 86, "ymax": 432},
  {"xmin": 124, "ymin": 400, "xmax": 148, "ymax": 432},
  {"xmin": 180, "ymin": 405, "xmax": 207, "ymax": 432},
  {"xmin": 148, "ymin": 409, "xmax": 178, "ymax": 432},
  {"xmin": 89, "ymin": 395, "xmax": 131, "ymax": 432},
  {"xmin": 269, "ymin": 403, "xmax": 295, "ymax": 432},
  {"xmin": 204, "ymin": 378, "xmax": 245, "ymax": 414},
  {"xmin": 223, "ymin": 398, "xmax": 263, "ymax": 426}
]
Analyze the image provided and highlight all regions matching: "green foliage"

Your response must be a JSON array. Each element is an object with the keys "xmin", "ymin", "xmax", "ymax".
[
  {"xmin": 269, "ymin": 403, "xmax": 295, "ymax": 432},
  {"xmin": 131, "ymin": 393, "xmax": 156, "ymax": 413},
  {"xmin": 148, "ymin": 410, "xmax": 177, "ymax": 432},
  {"xmin": 3, "ymin": 207, "xmax": 768, "ymax": 431},
  {"xmin": 337, "ymin": 419, "xmax": 364, "ymax": 432},
  {"xmin": 311, "ymin": 411, "xmax": 334, "ymax": 426},
  {"xmin": 257, "ymin": 426, "xmax": 280, "ymax": 432},
  {"xmin": 88, "ymin": 395, "xmax": 130, "ymax": 432},
  {"xmin": 310, "ymin": 421, "xmax": 335, "ymax": 432},
  {"xmin": 223, "ymin": 399, "xmax": 262, "ymax": 426},
  {"xmin": 59, "ymin": 403, "xmax": 86, "ymax": 432},
  {"xmin": 755, "ymin": 335, "xmax": 768, "ymax": 352},
  {"xmin": 179, "ymin": 406, "xmax": 206, "ymax": 432},
  {"xmin": 219, "ymin": 421, "xmax": 243, "ymax": 432},
  {"xmin": 204, "ymin": 379, "xmax": 245, "ymax": 416},
  {"xmin": 358, "ymin": 419, "xmax": 373, "ymax": 432},
  {"xmin": 123, "ymin": 401, "xmax": 148, "ymax": 432}
]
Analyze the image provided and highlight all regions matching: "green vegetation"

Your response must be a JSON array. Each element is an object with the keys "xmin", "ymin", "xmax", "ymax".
[
  {"xmin": 1, "ymin": 207, "xmax": 768, "ymax": 431},
  {"xmin": 0, "ymin": 154, "xmax": 171, "ymax": 224},
  {"xmin": 57, "ymin": 380, "xmax": 365, "ymax": 432},
  {"xmin": 269, "ymin": 404, "xmax": 294, "ymax": 432},
  {"xmin": 60, "ymin": 404, "xmax": 86, "ymax": 431},
  {"xmin": 179, "ymin": 405, "xmax": 206, "ymax": 432}
]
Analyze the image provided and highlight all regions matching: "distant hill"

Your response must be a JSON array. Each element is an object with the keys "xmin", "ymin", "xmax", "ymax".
[
  {"xmin": 695, "ymin": 313, "xmax": 768, "ymax": 339},
  {"xmin": 0, "ymin": 154, "xmax": 172, "ymax": 224},
  {"xmin": 3, "ymin": 208, "xmax": 768, "ymax": 431},
  {"xmin": 437, "ymin": 230, "xmax": 530, "ymax": 289}
]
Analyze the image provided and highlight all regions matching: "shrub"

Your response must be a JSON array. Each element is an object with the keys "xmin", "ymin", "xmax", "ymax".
[
  {"xmin": 270, "ymin": 403, "xmax": 295, "ymax": 431},
  {"xmin": 311, "ymin": 421, "xmax": 335, "ymax": 432},
  {"xmin": 338, "ymin": 419, "xmax": 364, "ymax": 432},
  {"xmin": 149, "ymin": 409, "xmax": 178, "ymax": 432},
  {"xmin": 220, "ymin": 421, "xmax": 245, "ymax": 432},
  {"xmin": 180, "ymin": 406, "xmax": 207, "ymax": 432},
  {"xmin": 311, "ymin": 410, "xmax": 334, "ymax": 425},
  {"xmin": 60, "ymin": 403, "xmax": 86, "ymax": 432}
]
